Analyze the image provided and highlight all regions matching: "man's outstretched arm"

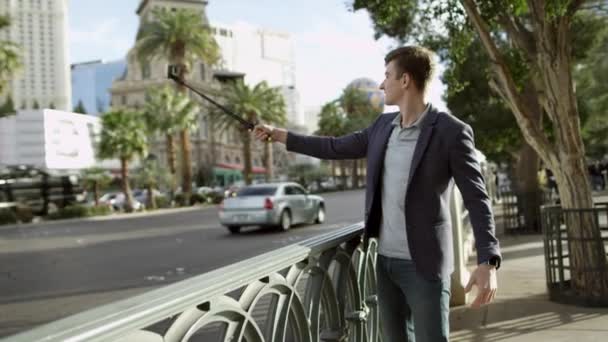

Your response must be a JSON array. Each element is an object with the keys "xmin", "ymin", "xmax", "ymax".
[{"xmin": 253, "ymin": 122, "xmax": 373, "ymax": 160}]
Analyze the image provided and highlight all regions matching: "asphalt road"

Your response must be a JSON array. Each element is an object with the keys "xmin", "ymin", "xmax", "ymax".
[{"xmin": 0, "ymin": 189, "xmax": 365, "ymax": 337}]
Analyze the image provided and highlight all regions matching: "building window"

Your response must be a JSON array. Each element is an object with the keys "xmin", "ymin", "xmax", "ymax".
[
  {"xmin": 200, "ymin": 63, "xmax": 205, "ymax": 81},
  {"xmin": 122, "ymin": 95, "xmax": 127, "ymax": 105}
]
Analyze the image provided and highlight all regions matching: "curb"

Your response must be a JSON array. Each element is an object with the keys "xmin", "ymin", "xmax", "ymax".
[{"xmin": 0, "ymin": 204, "xmax": 219, "ymax": 231}]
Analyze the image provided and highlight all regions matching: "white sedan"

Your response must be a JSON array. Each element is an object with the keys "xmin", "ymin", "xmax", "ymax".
[{"xmin": 218, "ymin": 182, "xmax": 325, "ymax": 234}]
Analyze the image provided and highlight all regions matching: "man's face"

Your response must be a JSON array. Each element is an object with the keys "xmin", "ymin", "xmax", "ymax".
[{"xmin": 379, "ymin": 60, "xmax": 406, "ymax": 106}]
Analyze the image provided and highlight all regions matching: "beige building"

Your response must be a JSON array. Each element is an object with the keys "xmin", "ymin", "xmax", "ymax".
[
  {"xmin": 0, "ymin": 0, "xmax": 72, "ymax": 110},
  {"xmin": 110, "ymin": 0, "xmax": 269, "ymax": 187}
]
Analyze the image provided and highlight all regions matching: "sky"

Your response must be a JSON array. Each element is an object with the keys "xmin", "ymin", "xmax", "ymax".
[{"xmin": 67, "ymin": 0, "xmax": 446, "ymax": 111}]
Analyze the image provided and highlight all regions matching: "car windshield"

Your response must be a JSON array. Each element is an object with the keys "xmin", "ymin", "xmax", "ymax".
[{"xmin": 236, "ymin": 186, "xmax": 277, "ymax": 197}]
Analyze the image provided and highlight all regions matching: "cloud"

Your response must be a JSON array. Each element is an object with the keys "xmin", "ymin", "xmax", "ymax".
[
  {"xmin": 293, "ymin": 13, "xmax": 446, "ymax": 111},
  {"xmin": 69, "ymin": 19, "xmax": 134, "ymax": 63},
  {"xmin": 294, "ymin": 14, "xmax": 391, "ymax": 108}
]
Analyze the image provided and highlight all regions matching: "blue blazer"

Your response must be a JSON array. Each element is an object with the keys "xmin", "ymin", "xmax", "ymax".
[{"xmin": 286, "ymin": 104, "xmax": 501, "ymax": 280}]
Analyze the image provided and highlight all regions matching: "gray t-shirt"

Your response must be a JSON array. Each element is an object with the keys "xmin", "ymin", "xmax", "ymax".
[{"xmin": 377, "ymin": 105, "xmax": 429, "ymax": 259}]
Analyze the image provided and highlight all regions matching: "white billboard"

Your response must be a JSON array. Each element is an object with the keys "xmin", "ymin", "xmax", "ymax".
[{"xmin": 43, "ymin": 109, "xmax": 99, "ymax": 170}]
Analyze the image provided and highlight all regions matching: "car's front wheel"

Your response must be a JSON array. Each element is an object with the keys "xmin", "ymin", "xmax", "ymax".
[
  {"xmin": 227, "ymin": 226, "xmax": 241, "ymax": 234},
  {"xmin": 315, "ymin": 205, "xmax": 325, "ymax": 224},
  {"xmin": 278, "ymin": 210, "xmax": 291, "ymax": 231}
]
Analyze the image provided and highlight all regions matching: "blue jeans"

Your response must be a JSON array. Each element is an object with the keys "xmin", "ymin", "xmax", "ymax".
[{"xmin": 376, "ymin": 255, "xmax": 451, "ymax": 342}]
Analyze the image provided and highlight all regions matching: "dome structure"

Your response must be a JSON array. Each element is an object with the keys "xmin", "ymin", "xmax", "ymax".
[{"xmin": 345, "ymin": 77, "xmax": 385, "ymax": 112}]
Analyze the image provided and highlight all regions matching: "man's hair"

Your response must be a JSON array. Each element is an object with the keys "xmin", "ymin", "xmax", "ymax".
[{"xmin": 384, "ymin": 46, "xmax": 435, "ymax": 93}]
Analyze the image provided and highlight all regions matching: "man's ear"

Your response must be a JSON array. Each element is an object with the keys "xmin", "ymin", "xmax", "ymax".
[{"xmin": 401, "ymin": 72, "xmax": 410, "ymax": 89}]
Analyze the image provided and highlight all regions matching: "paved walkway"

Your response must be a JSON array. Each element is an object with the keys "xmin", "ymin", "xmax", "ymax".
[{"xmin": 449, "ymin": 197, "xmax": 608, "ymax": 341}]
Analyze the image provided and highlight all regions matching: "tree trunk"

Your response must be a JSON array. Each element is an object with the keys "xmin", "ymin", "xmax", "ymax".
[
  {"xmin": 93, "ymin": 181, "xmax": 99, "ymax": 207},
  {"xmin": 242, "ymin": 130, "xmax": 253, "ymax": 185},
  {"xmin": 514, "ymin": 84, "xmax": 543, "ymax": 232},
  {"xmin": 553, "ymin": 155, "xmax": 608, "ymax": 298},
  {"xmin": 166, "ymin": 133, "xmax": 177, "ymax": 195},
  {"xmin": 147, "ymin": 183, "xmax": 156, "ymax": 210},
  {"xmin": 166, "ymin": 134, "xmax": 177, "ymax": 175},
  {"xmin": 461, "ymin": 0, "xmax": 608, "ymax": 298},
  {"xmin": 209, "ymin": 118, "xmax": 217, "ymax": 182},
  {"xmin": 264, "ymin": 141, "xmax": 273, "ymax": 182},
  {"xmin": 179, "ymin": 129, "xmax": 193, "ymax": 204},
  {"xmin": 351, "ymin": 159, "xmax": 359, "ymax": 188},
  {"xmin": 514, "ymin": 143, "xmax": 541, "ymax": 231},
  {"xmin": 340, "ymin": 160, "xmax": 347, "ymax": 189},
  {"xmin": 120, "ymin": 157, "xmax": 134, "ymax": 212},
  {"xmin": 331, "ymin": 160, "xmax": 338, "ymax": 186}
]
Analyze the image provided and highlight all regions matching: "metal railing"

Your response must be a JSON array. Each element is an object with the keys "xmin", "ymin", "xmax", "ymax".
[
  {"xmin": 4, "ymin": 223, "xmax": 379, "ymax": 342},
  {"xmin": 541, "ymin": 202, "xmax": 608, "ymax": 306}
]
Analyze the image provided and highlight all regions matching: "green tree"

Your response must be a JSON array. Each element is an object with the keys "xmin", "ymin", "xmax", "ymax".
[
  {"xmin": 0, "ymin": 15, "xmax": 21, "ymax": 95},
  {"xmin": 143, "ymin": 86, "xmax": 199, "ymax": 196},
  {"xmin": 49, "ymin": 102, "xmax": 55, "ymax": 109},
  {"xmin": 32, "ymin": 100, "xmax": 39, "ymax": 109},
  {"xmin": 81, "ymin": 167, "xmax": 112, "ymax": 206},
  {"xmin": 73, "ymin": 99, "xmax": 87, "ymax": 114},
  {"xmin": 339, "ymin": 87, "xmax": 378, "ymax": 188},
  {"xmin": 440, "ymin": 12, "xmax": 606, "ymax": 231},
  {"xmin": 316, "ymin": 101, "xmax": 350, "ymax": 187},
  {"xmin": 353, "ymin": 0, "xmax": 608, "ymax": 299},
  {"xmin": 0, "ymin": 95, "xmax": 15, "ymax": 117},
  {"xmin": 577, "ymin": 22, "xmax": 608, "ymax": 160},
  {"xmin": 98, "ymin": 109, "xmax": 147, "ymax": 212},
  {"xmin": 136, "ymin": 7, "xmax": 220, "ymax": 200},
  {"xmin": 220, "ymin": 80, "xmax": 287, "ymax": 184},
  {"xmin": 135, "ymin": 158, "xmax": 171, "ymax": 210},
  {"xmin": 287, "ymin": 163, "xmax": 330, "ymax": 190}
]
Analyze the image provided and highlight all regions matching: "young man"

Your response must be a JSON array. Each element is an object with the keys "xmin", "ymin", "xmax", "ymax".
[{"xmin": 253, "ymin": 46, "xmax": 501, "ymax": 341}]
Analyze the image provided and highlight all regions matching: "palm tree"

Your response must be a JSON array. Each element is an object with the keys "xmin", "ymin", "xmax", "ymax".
[
  {"xmin": 135, "ymin": 8, "xmax": 219, "ymax": 200},
  {"xmin": 143, "ymin": 86, "xmax": 199, "ymax": 197},
  {"xmin": 98, "ymin": 109, "xmax": 147, "ymax": 212},
  {"xmin": 219, "ymin": 80, "xmax": 286, "ymax": 184},
  {"xmin": 81, "ymin": 167, "xmax": 112, "ymax": 206},
  {"xmin": 0, "ymin": 15, "xmax": 21, "ymax": 95}
]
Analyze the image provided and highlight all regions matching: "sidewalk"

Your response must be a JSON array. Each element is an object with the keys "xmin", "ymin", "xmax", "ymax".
[
  {"xmin": 0, "ymin": 204, "xmax": 215, "ymax": 231},
  {"xmin": 449, "ymin": 234, "xmax": 608, "ymax": 341}
]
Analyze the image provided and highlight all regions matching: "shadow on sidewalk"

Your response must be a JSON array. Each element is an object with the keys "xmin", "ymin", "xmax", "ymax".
[{"xmin": 450, "ymin": 294, "xmax": 608, "ymax": 341}]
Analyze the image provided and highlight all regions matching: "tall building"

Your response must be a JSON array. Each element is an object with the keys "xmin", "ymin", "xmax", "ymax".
[
  {"xmin": 0, "ymin": 0, "xmax": 71, "ymax": 110},
  {"xmin": 71, "ymin": 59, "xmax": 127, "ymax": 115},
  {"xmin": 111, "ymin": 0, "xmax": 304, "ymax": 186},
  {"xmin": 303, "ymin": 105, "xmax": 321, "ymax": 134},
  {"xmin": 212, "ymin": 23, "xmax": 302, "ymax": 125}
]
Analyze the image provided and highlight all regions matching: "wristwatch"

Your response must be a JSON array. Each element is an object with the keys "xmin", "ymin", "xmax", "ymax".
[{"xmin": 482, "ymin": 256, "xmax": 500, "ymax": 270}]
